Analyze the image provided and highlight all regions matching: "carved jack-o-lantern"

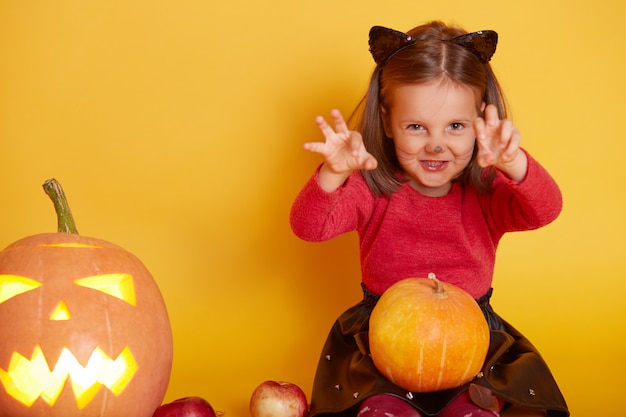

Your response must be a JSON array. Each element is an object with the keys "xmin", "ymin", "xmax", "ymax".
[{"xmin": 0, "ymin": 179, "xmax": 173, "ymax": 417}]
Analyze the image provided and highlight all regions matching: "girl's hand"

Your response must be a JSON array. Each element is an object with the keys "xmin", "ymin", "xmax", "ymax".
[
  {"xmin": 473, "ymin": 104, "xmax": 528, "ymax": 182},
  {"xmin": 305, "ymin": 109, "xmax": 377, "ymax": 173},
  {"xmin": 304, "ymin": 109, "xmax": 378, "ymax": 192}
]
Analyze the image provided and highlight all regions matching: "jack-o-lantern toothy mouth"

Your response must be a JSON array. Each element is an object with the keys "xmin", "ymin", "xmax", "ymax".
[{"xmin": 0, "ymin": 345, "xmax": 138, "ymax": 409}]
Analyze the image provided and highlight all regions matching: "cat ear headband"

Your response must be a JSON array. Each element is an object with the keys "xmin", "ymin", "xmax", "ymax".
[{"xmin": 368, "ymin": 25, "xmax": 498, "ymax": 66}]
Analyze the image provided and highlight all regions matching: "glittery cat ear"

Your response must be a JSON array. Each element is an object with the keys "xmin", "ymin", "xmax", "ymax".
[
  {"xmin": 449, "ymin": 30, "xmax": 498, "ymax": 63},
  {"xmin": 368, "ymin": 26, "xmax": 416, "ymax": 65}
]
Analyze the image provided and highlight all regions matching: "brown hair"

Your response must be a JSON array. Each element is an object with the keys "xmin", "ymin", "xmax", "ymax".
[{"xmin": 350, "ymin": 21, "xmax": 508, "ymax": 197}]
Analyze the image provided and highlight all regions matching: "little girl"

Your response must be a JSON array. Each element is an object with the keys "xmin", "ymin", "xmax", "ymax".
[{"xmin": 290, "ymin": 21, "xmax": 569, "ymax": 417}]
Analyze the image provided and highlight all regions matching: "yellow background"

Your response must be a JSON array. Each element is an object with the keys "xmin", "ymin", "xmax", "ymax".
[{"xmin": 1, "ymin": 0, "xmax": 624, "ymax": 415}]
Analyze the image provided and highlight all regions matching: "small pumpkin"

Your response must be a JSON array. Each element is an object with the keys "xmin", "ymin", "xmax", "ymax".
[
  {"xmin": 0, "ymin": 179, "xmax": 173, "ymax": 417},
  {"xmin": 369, "ymin": 274, "xmax": 489, "ymax": 393}
]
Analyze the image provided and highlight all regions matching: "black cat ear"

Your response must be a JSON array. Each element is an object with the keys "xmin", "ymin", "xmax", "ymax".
[
  {"xmin": 368, "ymin": 26, "xmax": 416, "ymax": 65},
  {"xmin": 369, "ymin": 26, "xmax": 498, "ymax": 65},
  {"xmin": 449, "ymin": 30, "xmax": 498, "ymax": 63}
]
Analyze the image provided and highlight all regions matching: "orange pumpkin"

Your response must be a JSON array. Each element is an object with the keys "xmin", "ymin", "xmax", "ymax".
[
  {"xmin": 0, "ymin": 179, "xmax": 173, "ymax": 417},
  {"xmin": 369, "ymin": 274, "xmax": 489, "ymax": 393}
]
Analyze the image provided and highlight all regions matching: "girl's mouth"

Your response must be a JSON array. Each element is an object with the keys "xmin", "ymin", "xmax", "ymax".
[{"xmin": 421, "ymin": 160, "xmax": 448, "ymax": 171}]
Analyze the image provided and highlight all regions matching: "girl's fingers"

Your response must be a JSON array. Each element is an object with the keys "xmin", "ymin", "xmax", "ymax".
[
  {"xmin": 315, "ymin": 115, "xmax": 338, "ymax": 140},
  {"xmin": 316, "ymin": 110, "xmax": 351, "ymax": 142},
  {"xmin": 495, "ymin": 120, "xmax": 521, "ymax": 161},
  {"xmin": 498, "ymin": 119, "xmax": 513, "ymax": 146},
  {"xmin": 502, "ymin": 127, "xmax": 521, "ymax": 161},
  {"xmin": 303, "ymin": 141, "xmax": 325, "ymax": 154},
  {"xmin": 330, "ymin": 109, "xmax": 350, "ymax": 136},
  {"xmin": 363, "ymin": 154, "xmax": 378, "ymax": 171},
  {"xmin": 474, "ymin": 107, "xmax": 522, "ymax": 167},
  {"xmin": 310, "ymin": 110, "xmax": 378, "ymax": 171},
  {"xmin": 484, "ymin": 104, "xmax": 500, "ymax": 128},
  {"xmin": 348, "ymin": 131, "xmax": 364, "ymax": 157},
  {"xmin": 473, "ymin": 116, "xmax": 487, "ymax": 142}
]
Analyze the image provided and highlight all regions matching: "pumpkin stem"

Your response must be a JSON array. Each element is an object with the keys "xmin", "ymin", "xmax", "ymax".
[
  {"xmin": 428, "ymin": 272, "xmax": 448, "ymax": 298},
  {"xmin": 43, "ymin": 178, "xmax": 79, "ymax": 234}
]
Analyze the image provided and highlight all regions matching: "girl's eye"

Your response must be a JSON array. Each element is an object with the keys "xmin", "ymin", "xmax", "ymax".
[
  {"xmin": 449, "ymin": 122, "xmax": 464, "ymax": 131},
  {"xmin": 407, "ymin": 124, "xmax": 424, "ymax": 131}
]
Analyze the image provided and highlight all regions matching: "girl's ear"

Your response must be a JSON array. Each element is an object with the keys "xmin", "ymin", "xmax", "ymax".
[
  {"xmin": 379, "ymin": 105, "xmax": 393, "ymax": 138},
  {"xmin": 480, "ymin": 101, "xmax": 486, "ymax": 113}
]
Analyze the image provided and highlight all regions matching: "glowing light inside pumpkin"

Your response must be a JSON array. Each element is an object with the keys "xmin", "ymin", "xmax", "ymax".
[
  {"xmin": 0, "ymin": 273, "xmax": 136, "ymax": 308},
  {"xmin": 0, "ymin": 345, "xmax": 138, "ymax": 409},
  {"xmin": 49, "ymin": 301, "xmax": 71, "ymax": 320},
  {"xmin": 0, "ymin": 275, "xmax": 42, "ymax": 304},
  {"xmin": 74, "ymin": 273, "xmax": 136, "ymax": 306},
  {"xmin": 0, "ymin": 243, "xmax": 144, "ymax": 409},
  {"xmin": 38, "ymin": 243, "xmax": 103, "ymax": 249}
]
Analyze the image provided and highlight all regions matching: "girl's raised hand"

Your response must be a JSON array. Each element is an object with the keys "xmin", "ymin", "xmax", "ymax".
[
  {"xmin": 473, "ymin": 104, "xmax": 528, "ymax": 182},
  {"xmin": 305, "ymin": 109, "xmax": 378, "ymax": 175}
]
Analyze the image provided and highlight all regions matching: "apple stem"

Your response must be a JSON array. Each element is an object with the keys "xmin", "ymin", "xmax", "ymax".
[
  {"xmin": 43, "ymin": 178, "xmax": 79, "ymax": 235},
  {"xmin": 428, "ymin": 273, "xmax": 448, "ymax": 298}
]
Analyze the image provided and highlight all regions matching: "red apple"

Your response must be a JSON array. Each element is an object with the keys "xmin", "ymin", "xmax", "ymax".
[
  {"xmin": 249, "ymin": 380, "xmax": 308, "ymax": 417},
  {"xmin": 152, "ymin": 396, "xmax": 217, "ymax": 417}
]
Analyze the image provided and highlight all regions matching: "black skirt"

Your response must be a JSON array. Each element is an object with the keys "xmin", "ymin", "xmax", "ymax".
[{"xmin": 309, "ymin": 285, "xmax": 569, "ymax": 417}]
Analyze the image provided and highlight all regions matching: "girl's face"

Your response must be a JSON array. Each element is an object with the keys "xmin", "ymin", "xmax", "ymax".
[{"xmin": 381, "ymin": 80, "xmax": 483, "ymax": 197}]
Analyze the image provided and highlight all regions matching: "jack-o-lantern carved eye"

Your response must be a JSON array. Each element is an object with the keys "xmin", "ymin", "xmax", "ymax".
[
  {"xmin": 74, "ymin": 274, "xmax": 136, "ymax": 306},
  {"xmin": 0, "ymin": 275, "xmax": 42, "ymax": 304},
  {"xmin": 0, "ymin": 273, "xmax": 136, "ymax": 307}
]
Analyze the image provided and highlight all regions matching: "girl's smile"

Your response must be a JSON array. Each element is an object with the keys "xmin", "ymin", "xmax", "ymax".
[
  {"xmin": 421, "ymin": 160, "xmax": 448, "ymax": 170},
  {"xmin": 381, "ymin": 79, "xmax": 482, "ymax": 197}
]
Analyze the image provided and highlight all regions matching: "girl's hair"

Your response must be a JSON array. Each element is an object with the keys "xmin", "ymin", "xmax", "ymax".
[{"xmin": 350, "ymin": 21, "xmax": 508, "ymax": 197}]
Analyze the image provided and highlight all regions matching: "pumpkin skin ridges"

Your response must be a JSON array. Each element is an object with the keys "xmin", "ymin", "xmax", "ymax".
[
  {"xmin": 0, "ymin": 232, "xmax": 173, "ymax": 416},
  {"xmin": 369, "ymin": 276, "xmax": 489, "ymax": 393},
  {"xmin": 0, "ymin": 180, "xmax": 172, "ymax": 417}
]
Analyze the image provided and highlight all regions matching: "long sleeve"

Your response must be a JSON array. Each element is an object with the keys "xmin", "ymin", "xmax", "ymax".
[
  {"xmin": 290, "ymin": 167, "xmax": 375, "ymax": 242},
  {"xmin": 482, "ymin": 152, "xmax": 562, "ymax": 235},
  {"xmin": 289, "ymin": 153, "xmax": 562, "ymax": 299}
]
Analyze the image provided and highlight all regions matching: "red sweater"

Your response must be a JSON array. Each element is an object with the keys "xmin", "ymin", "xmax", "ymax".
[{"xmin": 290, "ymin": 153, "xmax": 562, "ymax": 299}]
